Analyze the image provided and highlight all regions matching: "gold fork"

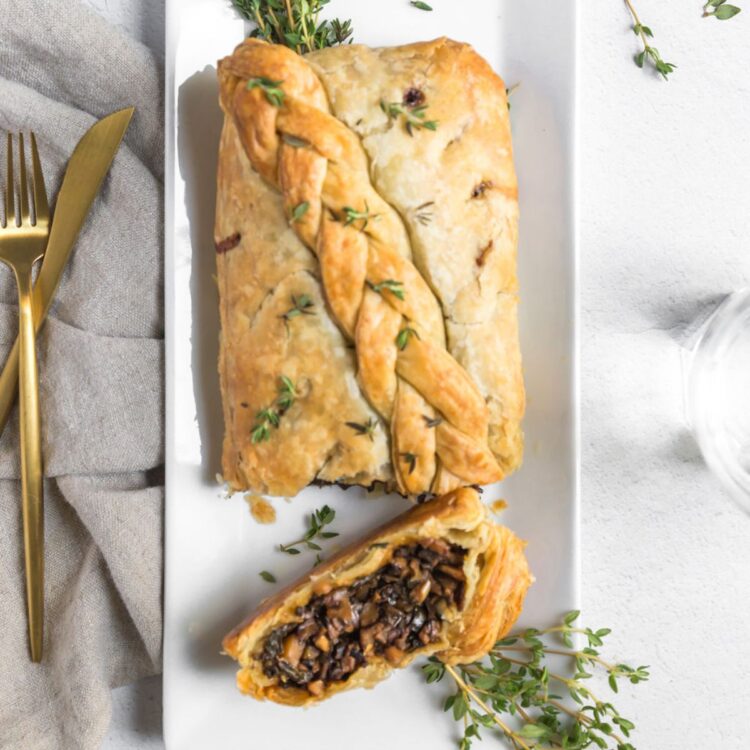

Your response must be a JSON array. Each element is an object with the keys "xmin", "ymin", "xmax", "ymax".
[{"xmin": 0, "ymin": 133, "xmax": 49, "ymax": 662}]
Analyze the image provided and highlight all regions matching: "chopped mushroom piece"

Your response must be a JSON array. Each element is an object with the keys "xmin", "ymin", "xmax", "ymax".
[{"xmin": 257, "ymin": 540, "xmax": 467, "ymax": 695}]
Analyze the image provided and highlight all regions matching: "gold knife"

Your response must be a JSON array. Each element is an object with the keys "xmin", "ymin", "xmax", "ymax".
[{"xmin": 0, "ymin": 107, "xmax": 134, "ymax": 435}]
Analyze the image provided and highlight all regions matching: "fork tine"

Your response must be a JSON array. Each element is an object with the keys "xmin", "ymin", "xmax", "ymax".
[
  {"xmin": 19, "ymin": 134, "xmax": 30, "ymax": 225},
  {"xmin": 29, "ymin": 133, "xmax": 48, "ymax": 225},
  {"xmin": 5, "ymin": 133, "xmax": 14, "ymax": 227}
]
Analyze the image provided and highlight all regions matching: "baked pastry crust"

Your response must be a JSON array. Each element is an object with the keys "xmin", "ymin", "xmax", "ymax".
[
  {"xmin": 222, "ymin": 488, "xmax": 532, "ymax": 705},
  {"xmin": 216, "ymin": 38, "xmax": 524, "ymax": 497}
]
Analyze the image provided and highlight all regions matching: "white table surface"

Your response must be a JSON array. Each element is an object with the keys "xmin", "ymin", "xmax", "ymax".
[{"xmin": 89, "ymin": 1, "xmax": 750, "ymax": 748}]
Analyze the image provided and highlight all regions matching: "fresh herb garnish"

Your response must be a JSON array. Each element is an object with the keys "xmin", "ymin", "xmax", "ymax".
[
  {"xmin": 250, "ymin": 376, "xmax": 298, "ymax": 443},
  {"xmin": 410, "ymin": 1, "xmax": 433, "ymax": 9},
  {"xmin": 246, "ymin": 76, "xmax": 285, "ymax": 106},
  {"xmin": 281, "ymin": 293, "xmax": 315, "ymax": 324},
  {"xmin": 342, "ymin": 202, "xmax": 379, "ymax": 230},
  {"xmin": 259, "ymin": 570, "xmax": 277, "ymax": 583},
  {"xmin": 423, "ymin": 415, "xmax": 443, "ymax": 428},
  {"xmin": 279, "ymin": 505, "xmax": 340, "ymax": 554},
  {"xmin": 231, "ymin": 0, "xmax": 353, "ymax": 53},
  {"xmin": 368, "ymin": 279, "xmax": 405, "ymax": 301},
  {"xmin": 400, "ymin": 452, "xmax": 418, "ymax": 475},
  {"xmin": 345, "ymin": 418, "xmax": 379, "ymax": 441},
  {"xmin": 291, "ymin": 201, "xmax": 310, "ymax": 223},
  {"xmin": 251, "ymin": 415, "xmax": 273, "ymax": 443},
  {"xmin": 396, "ymin": 326, "xmax": 420, "ymax": 350},
  {"xmin": 414, "ymin": 201, "xmax": 435, "ymax": 226},
  {"xmin": 381, "ymin": 100, "xmax": 438, "ymax": 136},
  {"xmin": 423, "ymin": 610, "xmax": 649, "ymax": 750},
  {"xmin": 703, "ymin": 0, "xmax": 742, "ymax": 18},
  {"xmin": 624, "ymin": 1, "xmax": 676, "ymax": 80},
  {"xmin": 276, "ymin": 375, "xmax": 297, "ymax": 411}
]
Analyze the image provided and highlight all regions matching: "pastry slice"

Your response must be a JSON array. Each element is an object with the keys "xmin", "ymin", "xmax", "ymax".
[
  {"xmin": 215, "ymin": 37, "xmax": 524, "ymax": 497},
  {"xmin": 222, "ymin": 488, "xmax": 531, "ymax": 705}
]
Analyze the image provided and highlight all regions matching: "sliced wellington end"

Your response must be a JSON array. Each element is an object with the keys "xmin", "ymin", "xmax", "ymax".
[{"xmin": 222, "ymin": 489, "xmax": 532, "ymax": 706}]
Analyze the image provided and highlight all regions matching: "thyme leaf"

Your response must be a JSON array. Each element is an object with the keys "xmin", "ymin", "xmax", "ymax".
[
  {"xmin": 342, "ymin": 202, "xmax": 379, "ymax": 231},
  {"xmin": 410, "ymin": 0, "xmax": 433, "ymax": 9},
  {"xmin": 368, "ymin": 279, "xmax": 405, "ymax": 301},
  {"xmin": 400, "ymin": 451, "xmax": 418, "ymax": 475},
  {"xmin": 396, "ymin": 326, "xmax": 420, "ymax": 351},
  {"xmin": 246, "ymin": 76, "xmax": 285, "ymax": 106},
  {"xmin": 282, "ymin": 133, "xmax": 310, "ymax": 148},
  {"xmin": 291, "ymin": 201, "xmax": 310, "ymax": 223},
  {"xmin": 251, "ymin": 421, "xmax": 272, "ymax": 443},
  {"xmin": 259, "ymin": 570, "xmax": 276, "ymax": 583},
  {"xmin": 345, "ymin": 417, "xmax": 379, "ymax": 441},
  {"xmin": 703, "ymin": 0, "xmax": 742, "ymax": 18},
  {"xmin": 276, "ymin": 375, "xmax": 297, "ymax": 412},
  {"xmin": 423, "ymin": 415, "xmax": 443, "ymax": 428},
  {"xmin": 281, "ymin": 293, "xmax": 315, "ymax": 323}
]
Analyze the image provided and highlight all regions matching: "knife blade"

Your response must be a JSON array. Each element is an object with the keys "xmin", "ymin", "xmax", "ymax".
[{"xmin": 0, "ymin": 107, "xmax": 134, "ymax": 434}]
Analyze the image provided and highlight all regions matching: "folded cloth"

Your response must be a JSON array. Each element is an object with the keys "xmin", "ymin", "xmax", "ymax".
[{"xmin": 0, "ymin": 1, "xmax": 163, "ymax": 747}]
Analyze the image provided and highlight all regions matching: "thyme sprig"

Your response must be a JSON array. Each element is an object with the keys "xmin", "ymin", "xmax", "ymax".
[
  {"xmin": 703, "ymin": 0, "xmax": 742, "ymax": 18},
  {"xmin": 381, "ymin": 100, "xmax": 439, "ymax": 136},
  {"xmin": 279, "ymin": 505, "xmax": 339, "ymax": 554},
  {"xmin": 231, "ymin": 0, "xmax": 353, "ymax": 53},
  {"xmin": 247, "ymin": 76, "xmax": 285, "ymax": 105},
  {"xmin": 343, "ymin": 202, "xmax": 379, "ymax": 230},
  {"xmin": 250, "ymin": 376, "xmax": 298, "ymax": 443},
  {"xmin": 368, "ymin": 279, "xmax": 405, "ymax": 301},
  {"xmin": 623, "ymin": 1, "xmax": 676, "ymax": 79},
  {"xmin": 281, "ymin": 293, "xmax": 315, "ymax": 324},
  {"xmin": 423, "ymin": 611, "xmax": 649, "ymax": 750},
  {"xmin": 345, "ymin": 417, "xmax": 379, "ymax": 441}
]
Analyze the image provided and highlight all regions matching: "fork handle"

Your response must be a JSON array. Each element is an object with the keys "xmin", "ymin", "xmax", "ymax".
[{"xmin": 14, "ymin": 263, "xmax": 44, "ymax": 663}]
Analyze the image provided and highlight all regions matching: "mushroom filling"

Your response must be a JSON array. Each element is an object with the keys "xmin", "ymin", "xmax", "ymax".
[{"xmin": 258, "ymin": 539, "xmax": 467, "ymax": 695}]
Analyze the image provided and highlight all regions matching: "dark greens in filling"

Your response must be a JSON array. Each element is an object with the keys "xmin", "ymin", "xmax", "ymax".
[{"xmin": 258, "ymin": 539, "xmax": 467, "ymax": 695}]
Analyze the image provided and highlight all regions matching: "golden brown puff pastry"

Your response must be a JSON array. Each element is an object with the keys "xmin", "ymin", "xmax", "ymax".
[
  {"xmin": 215, "ymin": 37, "xmax": 524, "ymax": 498},
  {"xmin": 222, "ymin": 488, "xmax": 531, "ymax": 705}
]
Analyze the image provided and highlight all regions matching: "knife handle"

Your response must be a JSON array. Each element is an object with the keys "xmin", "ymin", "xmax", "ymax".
[{"xmin": 0, "ymin": 284, "xmax": 45, "ymax": 435}]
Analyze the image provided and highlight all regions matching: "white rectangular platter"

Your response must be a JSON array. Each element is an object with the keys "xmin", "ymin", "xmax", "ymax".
[{"xmin": 164, "ymin": 0, "xmax": 578, "ymax": 747}]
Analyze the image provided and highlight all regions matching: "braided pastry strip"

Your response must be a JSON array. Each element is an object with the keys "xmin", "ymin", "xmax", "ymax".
[{"xmin": 219, "ymin": 39, "xmax": 503, "ymax": 495}]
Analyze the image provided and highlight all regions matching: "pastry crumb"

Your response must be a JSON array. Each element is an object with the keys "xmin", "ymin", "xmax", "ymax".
[
  {"xmin": 246, "ymin": 494, "xmax": 277, "ymax": 524},
  {"xmin": 490, "ymin": 499, "xmax": 508, "ymax": 514}
]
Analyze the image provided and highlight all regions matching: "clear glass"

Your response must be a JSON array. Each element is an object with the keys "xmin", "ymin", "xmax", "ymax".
[{"xmin": 684, "ymin": 288, "xmax": 750, "ymax": 510}]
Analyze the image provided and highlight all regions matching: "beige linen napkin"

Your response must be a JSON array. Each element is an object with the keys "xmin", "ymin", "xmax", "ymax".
[{"xmin": 0, "ymin": 1, "xmax": 164, "ymax": 747}]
